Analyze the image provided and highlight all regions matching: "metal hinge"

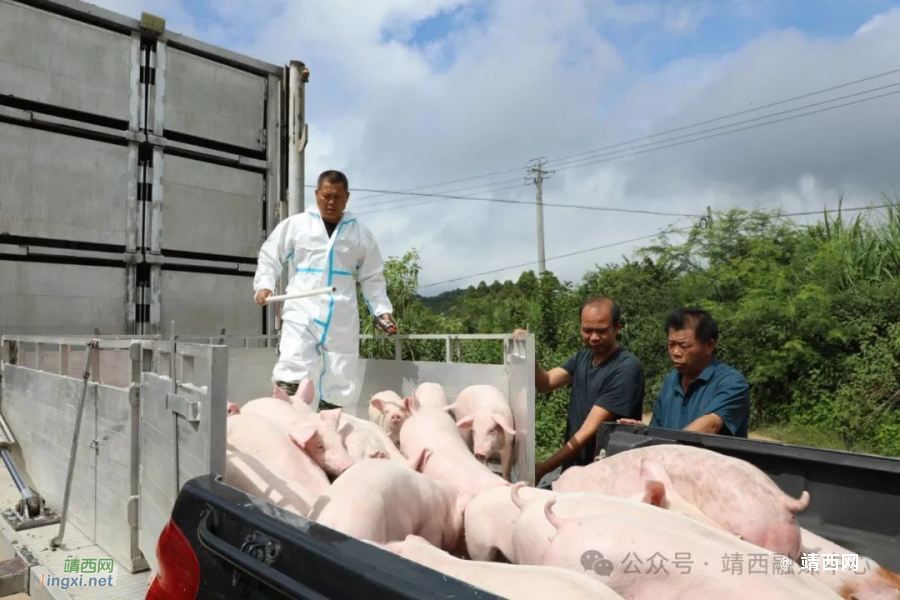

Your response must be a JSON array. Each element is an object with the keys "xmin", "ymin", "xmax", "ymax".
[{"xmin": 258, "ymin": 128, "xmax": 267, "ymax": 151}]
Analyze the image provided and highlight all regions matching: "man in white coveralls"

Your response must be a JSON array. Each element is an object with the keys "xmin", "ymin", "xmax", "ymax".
[{"xmin": 253, "ymin": 170, "xmax": 397, "ymax": 410}]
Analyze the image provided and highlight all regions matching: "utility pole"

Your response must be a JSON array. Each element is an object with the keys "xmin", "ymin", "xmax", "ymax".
[{"xmin": 526, "ymin": 158, "xmax": 553, "ymax": 274}]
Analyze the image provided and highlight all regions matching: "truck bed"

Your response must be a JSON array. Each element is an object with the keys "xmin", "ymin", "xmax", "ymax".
[{"xmin": 0, "ymin": 460, "xmax": 149, "ymax": 599}]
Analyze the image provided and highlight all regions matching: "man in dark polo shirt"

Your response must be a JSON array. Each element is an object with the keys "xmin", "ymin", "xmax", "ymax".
[
  {"xmin": 516, "ymin": 296, "xmax": 645, "ymax": 484},
  {"xmin": 619, "ymin": 308, "xmax": 750, "ymax": 436}
]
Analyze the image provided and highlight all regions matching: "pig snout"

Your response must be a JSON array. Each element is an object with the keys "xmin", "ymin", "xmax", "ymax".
[{"xmin": 226, "ymin": 402, "xmax": 241, "ymax": 416}]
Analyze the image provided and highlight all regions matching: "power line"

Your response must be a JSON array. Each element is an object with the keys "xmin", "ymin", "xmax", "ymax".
[
  {"xmin": 544, "ymin": 81, "xmax": 900, "ymax": 172},
  {"xmin": 548, "ymin": 87, "xmax": 900, "ymax": 175},
  {"xmin": 355, "ymin": 88, "xmax": 900, "ymax": 217},
  {"xmin": 352, "ymin": 185, "xmax": 702, "ymax": 217},
  {"xmin": 776, "ymin": 203, "xmax": 897, "ymax": 218},
  {"xmin": 415, "ymin": 202, "xmax": 896, "ymax": 291},
  {"xmin": 417, "ymin": 227, "xmax": 693, "ymax": 290},
  {"xmin": 303, "ymin": 66, "xmax": 900, "ymax": 205},
  {"xmin": 544, "ymin": 66, "xmax": 900, "ymax": 166},
  {"xmin": 358, "ymin": 176, "xmax": 526, "ymax": 209}
]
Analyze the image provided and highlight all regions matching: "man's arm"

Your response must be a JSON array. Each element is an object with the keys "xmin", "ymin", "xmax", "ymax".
[
  {"xmin": 355, "ymin": 229, "xmax": 393, "ymax": 318},
  {"xmin": 537, "ymin": 404, "xmax": 613, "ymax": 480},
  {"xmin": 253, "ymin": 217, "xmax": 292, "ymax": 303},
  {"xmin": 687, "ymin": 372, "xmax": 750, "ymax": 435},
  {"xmin": 684, "ymin": 413, "xmax": 724, "ymax": 433},
  {"xmin": 535, "ymin": 364, "xmax": 572, "ymax": 393},
  {"xmin": 513, "ymin": 329, "xmax": 572, "ymax": 393},
  {"xmin": 537, "ymin": 361, "xmax": 644, "ymax": 481}
]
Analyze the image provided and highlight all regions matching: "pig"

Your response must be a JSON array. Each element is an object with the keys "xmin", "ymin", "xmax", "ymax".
[
  {"xmin": 288, "ymin": 409, "xmax": 355, "ymax": 478},
  {"xmin": 238, "ymin": 380, "xmax": 316, "ymax": 423},
  {"xmin": 412, "ymin": 382, "xmax": 449, "ymax": 411},
  {"xmin": 367, "ymin": 389, "xmax": 414, "ymax": 447},
  {"xmin": 553, "ymin": 444, "xmax": 811, "ymax": 560},
  {"xmin": 337, "ymin": 412, "xmax": 406, "ymax": 462},
  {"xmin": 447, "ymin": 384, "xmax": 516, "ymax": 481},
  {"xmin": 225, "ymin": 412, "xmax": 331, "ymax": 497},
  {"xmin": 383, "ymin": 535, "xmax": 626, "ymax": 600},
  {"xmin": 239, "ymin": 386, "xmax": 355, "ymax": 479},
  {"xmin": 399, "ymin": 404, "xmax": 509, "ymax": 497},
  {"xmin": 223, "ymin": 449, "xmax": 317, "ymax": 516},
  {"xmin": 463, "ymin": 482, "xmax": 554, "ymax": 562},
  {"xmin": 539, "ymin": 498, "xmax": 841, "ymax": 600},
  {"xmin": 510, "ymin": 468, "xmax": 730, "ymax": 566},
  {"xmin": 798, "ymin": 527, "xmax": 900, "ymax": 600},
  {"xmin": 308, "ymin": 450, "xmax": 472, "ymax": 554}
]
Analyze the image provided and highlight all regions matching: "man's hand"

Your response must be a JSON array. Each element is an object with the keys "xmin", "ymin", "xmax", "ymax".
[
  {"xmin": 535, "ymin": 460, "xmax": 551, "ymax": 484},
  {"xmin": 513, "ymin": 328, "xmax": 528, "ymax": 342},
  {"xmin": 375, "ymin": 313, "xmax": 398, "ymax": 335},
  {"xmin": 616, "ymin": 418, "xmax": 646, "ymax": 426},
  {"xmin": 255, "ymin": 289, "xmax": 272, "ymax": 306}
]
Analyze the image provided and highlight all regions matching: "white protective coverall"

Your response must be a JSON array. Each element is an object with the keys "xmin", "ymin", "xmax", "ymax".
[{"xmin": 253, "ymin": 206, "xmax": 393, "ymax": 408}]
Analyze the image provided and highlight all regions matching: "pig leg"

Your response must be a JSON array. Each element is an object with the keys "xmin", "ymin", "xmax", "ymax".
[{"xmin": 500, "ymin": 434, "xmax": 514, "ymax": 481}]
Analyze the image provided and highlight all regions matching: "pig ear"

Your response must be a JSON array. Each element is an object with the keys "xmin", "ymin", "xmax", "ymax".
[
  {"xmin": 456, "ymin": 415, "xmax": 476, "ymax": 430},
  {"xmin": 320, "ymin": 408, "xmax": 343, "ymax": 429},
  {"xmin": 443, "ymin": 402, "xmax": 457, "ymax": 414},
  {"xmin": 295, "ymin": 379, "xmax": 316, "ymax": 406},
  {"xmin": 639, "ymin": 458, "xmax": 673, "ymax": 487},
  {"xmin": 640, "ymin": 480, "xmax": 667, "ymax": 507},
  {"xmin": 493, "ymin": 414, "xmax": 516, "ymax": 435},
  {"xmin": 402, "ymin": 395, "xmax": 418, "ymax": 414},
  {"xmin": 272, "ymin": 384, "xmax": 291, "ymax": 403},
  {"xmin": 409, "ymin": 448, "xmax": 432, "ymax": 472},
  {"xmin": 369, "ymin": 397, "xmax": 385, "ymax": 414},
  {"xmin": 289, "ymin": 423, "xmax": 320, "ymax": 449}
]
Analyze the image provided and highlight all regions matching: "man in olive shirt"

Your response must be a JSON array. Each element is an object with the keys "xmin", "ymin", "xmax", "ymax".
[{"xmin": 516, "ymin": 296, "xmax": 645, "ymax": 484}]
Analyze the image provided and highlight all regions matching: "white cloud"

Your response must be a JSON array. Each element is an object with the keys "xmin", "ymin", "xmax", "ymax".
[{"xmin": 80, "ymin": 0, "xmax": 900, "ymax": 297}]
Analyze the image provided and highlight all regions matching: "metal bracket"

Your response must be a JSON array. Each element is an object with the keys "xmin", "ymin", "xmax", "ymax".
[
  {"xmin": 2, "ymin": 498, "xmax": 60, "ymax": 532},
  {"xmin": 166, "ymin": 393, "xmax": 200, "ymax": 423}
]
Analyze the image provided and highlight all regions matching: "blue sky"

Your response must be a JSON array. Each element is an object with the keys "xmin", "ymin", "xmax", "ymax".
[{"xmin": 97, "ymin": 0, "xmax": 900, "ymax": 293}]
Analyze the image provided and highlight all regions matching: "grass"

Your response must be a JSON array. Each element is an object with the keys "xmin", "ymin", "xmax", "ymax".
[{"xmin": 750, "ymin": 423, "xmax": 882, "ymax": 455}]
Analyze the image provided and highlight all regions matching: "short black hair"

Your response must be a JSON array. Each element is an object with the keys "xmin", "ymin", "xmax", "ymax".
[
  {"xmin": 666, "ymin": 308, "xmax": 718, "ymax": 344},
  {"xmin": 317, "ymin": 170, "xmax": 349, "ymax": 191},
  {"xmin": 580, "ymin": 296, "xmax": 621, "ymax": 326}
]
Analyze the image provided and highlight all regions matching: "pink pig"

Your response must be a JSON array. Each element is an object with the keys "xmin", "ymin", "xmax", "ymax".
[
  {"xmin": 799, "ymin": 527, "xmax": 900, "ymax": 600},
  {"xmin": 511, "ymin": 473, "xmax": 730, "ymax": 566},
  {"xmin": 383, "ymin": 535, "xmax": 626, "ymax": 600},
  {"xmin": 308, "ymin": 450, "xmax": 472, "ymax": 553},
  {"xmin": 399, "ymin": 404, "xmax": 509, "ymax": 497},
  {"xmin": 239, "ymin": 385, "xmax": 355, "ymax": 478},
  {"xmin": 337, "ymin": 412, "xmax": 407, "ymax": 462},
  {"xmin": 448, "ymin": 384, "xmax": 516, "ymax": 481},
  {"xmin": 412, "ymin": 382, "xmax": 449, "ymax": 410},
  {"xmin": 540, "ymin": 499, "xmax": 841, "ymax": 599},
  {"xmin": 225, "ymin": 412, "xmax": 330, "ymax": 497},
  {"xmin": 368, "ymin": 390, "xmax": 414, "ymax": 447},
  {"xmin": 223, "ymin": 449, "xmax": 318, "ymax": 516},
  {"xmin": 553, "ymin": 444, "xmax": 811, "ymax": 560},
  {"xmin": 463, "ymin": 482, "xmax": 554, "ymax": 562}
]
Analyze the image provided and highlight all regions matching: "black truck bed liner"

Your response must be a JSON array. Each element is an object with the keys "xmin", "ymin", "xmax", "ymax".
[{"xmin": 594, "ymin": 424, "xmax": 900, "ymax": 571}]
